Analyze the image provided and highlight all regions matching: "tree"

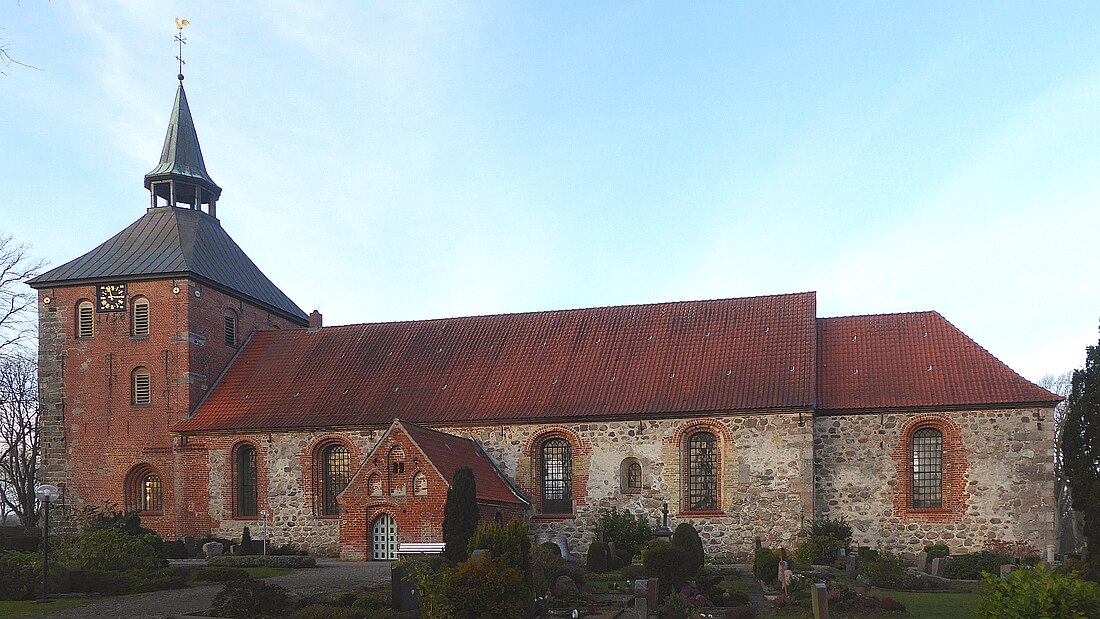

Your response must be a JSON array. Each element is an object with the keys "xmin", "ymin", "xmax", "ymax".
[
  {"xmin": 1041, "ymin": 371, "xmax": 1082, "ymax": 554},
  {"xmin": 442, "ymin": 466, "xmax": 479, "ymax": 564},
  {"xmin": 0, "ymin": 234, "xmax": 43, "ymax": 354},
  {"xmin": 1062, "ymin": 329, "xmax": 1100, "ymax": 569},
  {"xmin": 0, "ymin": 350, "xmax": 39, "ymax": 525}
]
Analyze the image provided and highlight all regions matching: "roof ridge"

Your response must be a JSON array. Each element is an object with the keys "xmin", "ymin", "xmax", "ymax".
[{"xmin": 278, "ymin": 291, "xmax": 818, "ymax": 331}]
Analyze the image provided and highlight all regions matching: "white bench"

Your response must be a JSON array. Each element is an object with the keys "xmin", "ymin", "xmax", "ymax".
[{"xmin": 398, "ymin": 542, "xmax": 446, "ymax": 555}]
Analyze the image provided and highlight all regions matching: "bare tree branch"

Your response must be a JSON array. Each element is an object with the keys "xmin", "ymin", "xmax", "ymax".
[
  {"xmin": 0, "ymin": 350, "xmax": 39, "ymax": 525},
  {"xmin": 0, "ymin": 233, "xmax": 44, "ymax": 355}
]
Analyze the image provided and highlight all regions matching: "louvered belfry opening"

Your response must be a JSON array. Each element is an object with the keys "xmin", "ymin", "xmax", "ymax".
[
  {"xmin": 132, "ymin": 298, "xmax": 150, "ymax": 336},
  {"xmin": 541, "ymin": 438, "xmax": 572, "ymax": 514},
  {"xmin": 912, "ymin": 428, "xmax": 943, "ymax": 508}
]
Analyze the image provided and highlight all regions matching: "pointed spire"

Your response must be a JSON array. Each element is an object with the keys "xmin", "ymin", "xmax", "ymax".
[{"xmin": 144, "ymin": 83, "xmax": 222, "ymax": 215}]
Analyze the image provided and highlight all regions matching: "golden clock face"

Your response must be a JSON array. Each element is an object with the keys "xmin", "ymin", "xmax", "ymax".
[{"xmin": 96, "ymin": 283, "xmax": 127, "ymax": 312}]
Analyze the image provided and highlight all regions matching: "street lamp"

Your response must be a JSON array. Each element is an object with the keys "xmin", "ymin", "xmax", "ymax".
[{"xmin": 34, "ymin": 484, "xmax": 59, "ymax": 603}]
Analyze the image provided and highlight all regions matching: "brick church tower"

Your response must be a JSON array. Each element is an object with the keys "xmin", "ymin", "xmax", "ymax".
[{"xmin": 29, "ymin": 80, "xmax": 308, "ymax": 537}]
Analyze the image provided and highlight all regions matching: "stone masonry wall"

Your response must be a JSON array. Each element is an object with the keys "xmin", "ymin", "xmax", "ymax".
[
  {"xmin": 814, "ymin": 408, "xmax": 1056, "ymax": 558},
  {"xmin": 190, "ymin": 411, "xmax": 813, "ymax": 561}
]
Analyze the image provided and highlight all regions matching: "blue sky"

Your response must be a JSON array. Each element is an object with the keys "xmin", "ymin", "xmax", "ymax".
[{"xmin": 2, "ymin": 1, "xmax": 1099, "ymax": 381}]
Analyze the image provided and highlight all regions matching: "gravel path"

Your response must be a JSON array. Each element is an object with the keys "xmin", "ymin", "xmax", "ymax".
[{"xmin": 29, "ymin": 560, "xmax": 392, "ymax": 619}]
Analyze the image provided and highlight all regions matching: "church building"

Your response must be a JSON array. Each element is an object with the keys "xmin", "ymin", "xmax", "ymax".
[{"xmin": 29, "ymin": 80, "xmax": 1060, "ymax": 562}]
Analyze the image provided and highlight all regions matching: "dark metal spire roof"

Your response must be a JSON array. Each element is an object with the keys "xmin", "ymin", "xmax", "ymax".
[
  {"xmin": 28, "ymin": 207, "xmax": 308, "ymax": 323},
  {"xmin": 143, "ymin": 84, "xmax": 222, "ymax": 200}
]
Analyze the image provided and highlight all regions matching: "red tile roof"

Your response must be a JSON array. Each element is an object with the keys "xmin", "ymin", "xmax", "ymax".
[
  {"xmin": 175, "ymin": 293, "xmax": 818, "ymax": 432},
  {"xmin": 395, "ymin": 420, "xmax": 527, "ymax": 506},
  {"xmin": 816, "ymin": 312, "xmax": 1059, "ymax": 411}
]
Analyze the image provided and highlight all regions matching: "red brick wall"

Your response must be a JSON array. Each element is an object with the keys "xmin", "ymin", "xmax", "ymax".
[
  {"xmin": 36, "ymin": 277, "xmax": 302, "ymax": 539},
  {"xmin": 338, "ymin": 426, "xmax": 526, "ymax": 559}
]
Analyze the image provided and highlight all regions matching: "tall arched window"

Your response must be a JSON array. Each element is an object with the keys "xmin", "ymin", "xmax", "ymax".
[
  {"xmin": 235, "ymin": 444, "xmax": 258, "ymax": 517},
  {"xmin": 541, "ymin": 438, "xmax": 572, "ymax": 514},
  {"xmin": 132, "ymin": 297, "xmax": 150, "ymax": 336},
  {"xmin": 912, "ymin": 427, "xmax": 943, "ymax": 508},
  {"xmin": 77, "ymin": 300, "xmax": 94, "ymax": 338},
  {"xmin": 141, "ymin": 474, "xmax": 163, "ymax": 512},
  {"xmin": 132, "ymin": 367, "xmax": 151, "ymax": 405},
  {"xmin": 320, "ymin": 443, "xmax": 351, "ymax": 516},
  {"xmin": 686, "ymin": 431, "xmax": 718, "ymax": 512},
  {"xmin": 387, "ymin": 446, "xmax": 406, "ymax": 495}
]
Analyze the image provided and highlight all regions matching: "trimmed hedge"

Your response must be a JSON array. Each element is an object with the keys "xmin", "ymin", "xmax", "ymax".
[
  {"xmin": 208, "ymin": 554, "xmax": 317, "ymax": 568},
  {"xmin": 943, "ymin": 551, "xmax": 1011, "ymax": 580}
]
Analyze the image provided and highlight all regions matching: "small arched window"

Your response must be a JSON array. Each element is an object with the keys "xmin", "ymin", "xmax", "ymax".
[
  {"xmin": 224, "ymin": 310, "xmax": 238, "ymax": 346},
  {"xmin": 540, "ymin": 437, "xmax": 572, "ymax": 514},
  {"xmin": 77, "ymin": 300, "xmax": 94, "ymax": 338},
  {"xmin": 132, "ymin": 367, "xmax": 151, "ymax": 405},
  {"xmin": 132, "ymin": 297, "xmax": 150, "ymax": 336},
  {"xmin": 912, "ymin": 427, "xmax": 943, "ymax": 508},
  {"xmin": 621, "ymin": 458, "xmax": 642, "ymax": 493},
  {"xmin": 319, "ymin": 443, "xmax": 351, "ymax": 516},
  {"xmin": 235, "ymin": 443, "xmax": 259, "ymax": 517},
  {"xmin": 125, "ymin": 465, "xmax": 163, "ymax": 513},
  {"xmin": 685, "ymin": 431, "xmax": 718, "ymax": 512}
]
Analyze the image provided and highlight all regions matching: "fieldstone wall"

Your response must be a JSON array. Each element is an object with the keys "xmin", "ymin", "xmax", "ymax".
[
  {"xmin": 440, "ymin": 411, "xmax": 814, "ymax": 563},
  {"xmin": 205, "ymin": 430, "xmax": 378, "ymax": 556},
  {"xmin": 195, "ymin": 411, "xmax": 813, "ymax": 562},
  {"xmin": 814, "ymin": 408, "xmax": 1056, "ymax": 558}
]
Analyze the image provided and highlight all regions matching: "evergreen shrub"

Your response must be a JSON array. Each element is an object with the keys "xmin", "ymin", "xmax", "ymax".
[
  {"xmin": 587, "ymin": 540, "xmax": 609, "ymax": 573},
  {"xmin": 208, "ymin": 555, "xmax": 317, "ymax": 568},
  {"xmin": 975, "ymin": 564, "xmax": 1100, "ymax": 618},
  {"xmin": 943, "ymin": 551, "xmax": 1012, "ymax": 580},
  {"xmin": 0, "ymin": 551, "xmax": 40, "ymax": 599},
  {"xmin": 442, "ymin": 467, "xmax": 479, "ymax": 564},
  {"xmin": 210, "ymin": 577, "xmax": 293, "ymax": 618},
  {"xmin": 643, "ymin": 541, "xmax": 690, "ymax": 598},
  {"xmin": 598, "ymin": 507, "xmax": 654, "ymax": 558},
  {"xmin": 443, "ymin": 554, "xmax": 526, "ymax": 619},
  {"xmin": 752, "ymin": 547, "xmax": 779, "ymax": 583},
  {"xmin": 860, "ymin": 552, "xmax": 909, "ymax": 589},
  {"xmin": 672, "ymin": 523, "xmax": 704, "ymax": 574},
  {"xmin": 923, "ymin": 543, "xmax": 950, "ymax": 560}
]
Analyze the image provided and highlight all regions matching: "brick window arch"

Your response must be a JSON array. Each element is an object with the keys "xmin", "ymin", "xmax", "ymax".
[
  {"xmin": 76, "ymin": 300, "xmax": 94, "ymax": 338},
  {"xmin": 316, "ymin": 441, "xmax": 351, "ymax": 516},
  {"xmin": 892, "ymin": 415, "xmax": 969, "ymax": 521},
  {"xmin": 131, "ymin": 367, "xmax": 151, "ymax": 405},
  {"xmin": 540, "ymin": 437, "xmax": 572, "ymax": 514},
  {"xmin": 131, "ymin": 297, "xmax": 150, "ymax": 337},
  {"xmin": 125, "ymin": 464, "xmax": 163, "ymax": 513},
  {"xmin": 684, "ymin": 430, "xmax": 719, "ymax": 512},
  {"xmin": 233, "ymin": 442, "xmax": 259, "ymax": 517}
]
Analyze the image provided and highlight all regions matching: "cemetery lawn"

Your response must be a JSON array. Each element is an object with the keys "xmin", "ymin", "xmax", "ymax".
[
  {"xmin": 243, "ymin": 566, "xmax": 295, "ymax": 579},
  {"xmin": 887, "ymin": 591, "xmax": 981, "ymax": 619},
  {"xmin": 0, "ymin": 598, "xmax": 93, "ymax": 617}
]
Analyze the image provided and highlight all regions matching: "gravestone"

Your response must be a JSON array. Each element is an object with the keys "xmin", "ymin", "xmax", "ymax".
[
  {"xmin": 916, "ymin": 551, "xmax": 928, "ymax": 573},
  {"xmin": 470, "ymin": 549, "xmax": 490, "ymax": 561},
  {"xmin": 183, "ymin": 536, "xmax": 196, "ymax": 559},
  {"xmin": 633, "ymin": 597, "xmax": 648, "ymax": 619},
  {"xmin": 552, "ymin": 575, "xmax": 579, "ymax": 597},
  {"xmin": 811, "ymin": 582, "xmax": 830, "ymax": 619},
  {"xmin": 1000, "ymin": 564, "xmax": 1017, "ymax": 578},
  {"xmin": 845, "ymin": 552, "xmax": 858, "ymax": 578},
  {"xmin": 553, "ymin": 536, "xmax": 572, "ymax": 560},
  {"xmin": 202, "ymin": 541, "xmax": 223, "ymax": 558},
  {"xmin": 608, "ymin": 541, "xmax": 617, "ymax": 558},
  {"xmin": 930, "ymin": 557, "xmax": 944, "ymax": 577},
  {"xmin": 1046, "ymin": 545, "xmax": 1056, "ymax": 565},
  {"xmin": 646, "ymin": 578, "xmax": 660, "ymax": 609},
  {"xmin": 391, "ymin": 562, "xmax": 419, "ymax": 612}
]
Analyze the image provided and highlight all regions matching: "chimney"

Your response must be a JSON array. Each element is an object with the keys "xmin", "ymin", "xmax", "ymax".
[{"xmin": 308, "ymin": 310, "xmax": 322, "ymax": 332}]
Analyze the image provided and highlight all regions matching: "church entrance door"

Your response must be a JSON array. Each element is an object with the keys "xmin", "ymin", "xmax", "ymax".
[{"xmin": 371, "ymin": 513, "xmax": 397, "ymax": 560}]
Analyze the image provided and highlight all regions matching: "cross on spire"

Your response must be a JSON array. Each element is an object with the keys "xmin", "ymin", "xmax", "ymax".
[{"xmin": 174, "ymin": 18, "xmax": 189, "ymax": 82}]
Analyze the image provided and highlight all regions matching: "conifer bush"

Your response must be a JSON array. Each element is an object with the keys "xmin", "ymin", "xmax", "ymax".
[
  {"xmin": 443, "ymin": 554, "xmax": 526, "ymax": 619},
  {"xmin": 672, "ymin": 522, "xmax": 704, "ymax": 574},
  {"xmin": 442, "ymin": 467, "xmax": 479, "ymax": 564},
  {"xmin": 752, "ymin": 547, "xmax": 779, "ymax": 583},
  {"xmin": 587, "ymin": 540, "xmax": 610, "ymax": 573}
]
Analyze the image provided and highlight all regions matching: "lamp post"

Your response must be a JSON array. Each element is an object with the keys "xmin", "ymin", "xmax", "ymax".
[
  {"xmin": 34, "ymin": 484, "xmax": 59, "ymax": 603},
  {"xmin": 260, "ymin": 509, "xmax": 268, "ymax": 556}
]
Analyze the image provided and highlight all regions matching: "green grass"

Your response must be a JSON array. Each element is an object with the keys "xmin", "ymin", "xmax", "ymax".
[
  {"xmin": 243, "ymin": 567, "xmax": 295, "ymax": 579},
  {"xmin": 888, "ymin": 591, "xmax": 981, "ymax": 619},
  {"xmin": 0, "ymin": 598, "xmax": 94, "ymax": 617}
]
